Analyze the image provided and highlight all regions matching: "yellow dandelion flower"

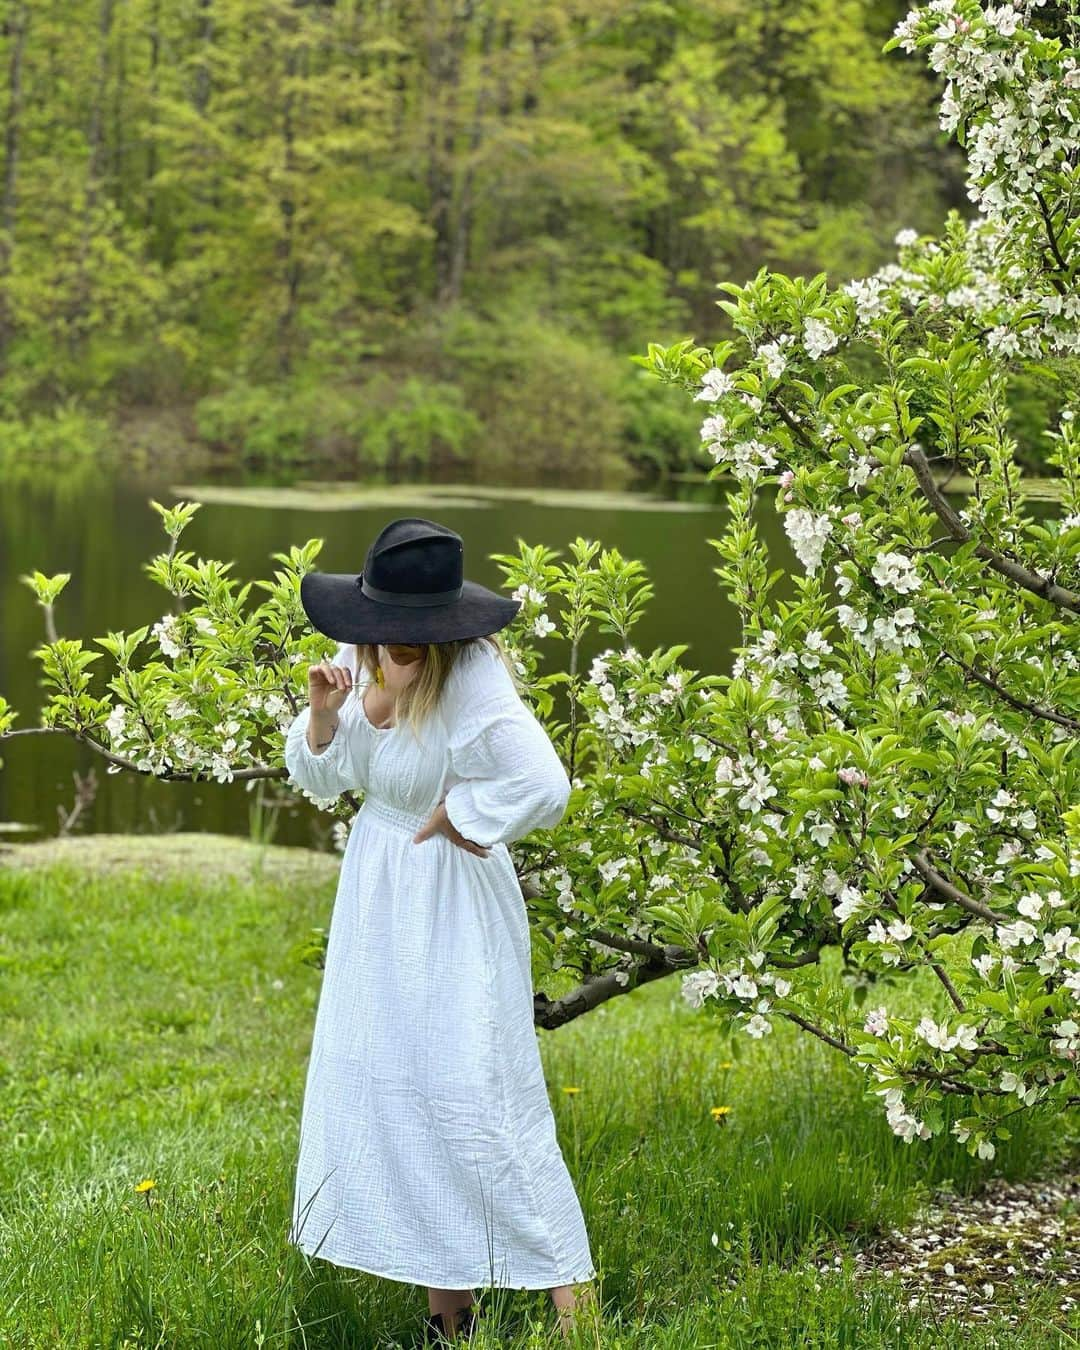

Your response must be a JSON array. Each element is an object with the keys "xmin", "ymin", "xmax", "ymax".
[
  {"xmin": 562, "ymin": 1086, "xmax": 582, "ymax": 1095},
  {"xmin": 717, "ymin": 1061, "xmax": 733, "ymax": 1070},
  {"xmin": 710, "ymin": 1106, "xmax": 733, "ymax": 1124},
  {"xmin": 134, "ymin": 1178, "xmax": 156, "ymax": 1193}
]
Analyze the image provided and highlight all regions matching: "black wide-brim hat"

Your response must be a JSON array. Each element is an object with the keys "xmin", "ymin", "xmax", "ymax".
[{"xmin": 299, "ymin": 516, "xmax": 522, "ymax": 645}]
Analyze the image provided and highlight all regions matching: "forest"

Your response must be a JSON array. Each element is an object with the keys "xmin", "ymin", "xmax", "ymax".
[{"xmin": 0, "ymin": 0, "xmax": 990, "ymax": 481}]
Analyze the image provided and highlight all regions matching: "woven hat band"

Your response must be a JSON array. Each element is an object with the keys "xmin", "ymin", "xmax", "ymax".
[{"xmin": 359, "ymin": 575, "xmax": 465, "ymax": 607}]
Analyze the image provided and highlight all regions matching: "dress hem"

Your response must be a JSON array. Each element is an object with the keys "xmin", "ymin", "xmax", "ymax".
[{"xmin": 291, "ymin": 1238, "xmax": 596, "ymax": 1291}]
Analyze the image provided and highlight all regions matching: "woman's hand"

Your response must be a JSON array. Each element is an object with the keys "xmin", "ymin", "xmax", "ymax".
[
  {"xmin": 412, "ymin": 797, "xmax": 491, "ymax": 858},
  {"xmin": 308, "ymin": 658, "xmax": 354, "ymax": 716}
]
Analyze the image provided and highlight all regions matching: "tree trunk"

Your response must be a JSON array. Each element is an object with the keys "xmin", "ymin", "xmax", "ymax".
[
  {"xmin": 0, "ymin": 0, "xmax": 28, "ymax": 363},
  {"xmin": 277, "ymin": 30, "xmax": 303, "ymax": 377},
  {"xmin": 144, "ymin": 0, "xmax": 159, "ymax": 233},
  {"xmin": 448, "ymin": 8, "xmax": 494, "ymax": 304},
  {"xmin": 69, "ymin": 0, "xmax": 114, "ymax": 350},
  {"xmin": 424, "ymin": 0, "xmax": 473, "ymax": 306}
]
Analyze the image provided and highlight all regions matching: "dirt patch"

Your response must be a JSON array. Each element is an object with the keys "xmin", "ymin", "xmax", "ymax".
[
  {"xmin": 837, "ymin": 1173, "xmax": 1080, "ymax": 1327},
  {"xmin": 0, "ymin": 832, "xmax": 343, "ymax": 889}
]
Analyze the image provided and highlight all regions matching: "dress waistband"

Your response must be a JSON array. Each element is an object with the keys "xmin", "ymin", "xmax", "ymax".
[{"xmin": 359, "ymin": 796, "xmax": 433, "ymax": 834}]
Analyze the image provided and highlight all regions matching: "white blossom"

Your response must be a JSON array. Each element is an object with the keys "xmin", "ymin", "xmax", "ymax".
[
  {"xmin": 694, "ymin": 366, "xmax": 734, "ymax": 402},
  {"xmin": 871, "ymin": 551, "xmax": 923, "ymax": 595},
  {"xmin": 783, "ymin": 508, "xmax": 834, "ymax": 574},
  {"xmin": 681, "ymin": 968, "xmax": 720, "ymax": 1008},
  {"xmin": 803, "ymin": 317, "xmax": 839, "ymax": 359},
  {"xmin": 864, "ymin": 1006, "xmax": 890, "ymax": 1037}
]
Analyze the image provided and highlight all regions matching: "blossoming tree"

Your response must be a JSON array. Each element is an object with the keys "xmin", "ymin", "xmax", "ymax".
[
  {"xmin": 614, "ymin": 0, "xmax": 1080, "ymax": 1160},
  {"xmin": 2, "ymin": 0, "xmax": 1078, "ymax": 1163},
  {"xmin": 511, "ymin": 0, "xmax": 1080, "ymax": 1162}
]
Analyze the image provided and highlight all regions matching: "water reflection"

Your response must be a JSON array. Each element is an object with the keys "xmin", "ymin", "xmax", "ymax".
[{"xmin": 0, "ymin": 468, "xmax": 1058, "ymax": 845}]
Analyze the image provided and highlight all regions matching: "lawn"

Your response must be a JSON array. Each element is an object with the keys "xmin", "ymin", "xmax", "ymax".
[{"xmin": 1, "ymin": 843, "xmax": 1077, "ymax": 1348}]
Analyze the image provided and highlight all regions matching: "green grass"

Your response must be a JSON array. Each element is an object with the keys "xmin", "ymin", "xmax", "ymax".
[
  {"xmin": 165, "ymin": 481, "xmax": 714, "ymax": 511},
  {"xmin": 0, "ymin": 857, "xmax": 1077, "ymax": 1348}
]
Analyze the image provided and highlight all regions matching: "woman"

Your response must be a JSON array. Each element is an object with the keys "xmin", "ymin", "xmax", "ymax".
[{"xmin": 283, "ymin": 517, "xmax": 597, "ymax": 1345}]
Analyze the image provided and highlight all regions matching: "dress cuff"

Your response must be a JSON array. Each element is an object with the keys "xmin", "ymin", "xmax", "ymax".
[
  {"xmin": 443, "ymin": 783, "xmax": 500, "ymax": 849},
  {"xmin": 286, "ymin": 714, "xmax": 349, "ymax": 792}
]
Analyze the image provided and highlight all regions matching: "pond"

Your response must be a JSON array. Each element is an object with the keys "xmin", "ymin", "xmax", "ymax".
[{"xmin": 0, "ymin": 467, "xmax": 1062, "ymax": 848}]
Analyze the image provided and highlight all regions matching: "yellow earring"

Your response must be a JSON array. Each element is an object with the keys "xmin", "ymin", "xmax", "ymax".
[{"xmin": 375, "ymin": 664, "xmax": 385, "ymax": 688}]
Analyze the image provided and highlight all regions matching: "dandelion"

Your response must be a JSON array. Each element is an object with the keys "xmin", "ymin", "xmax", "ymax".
[
  {"xmin": 562, "ymin": 1085, "xmax": 582, "ymax": 1096},
  {"xmin": 134, "ymin": 1178, "xmax": 156, "ymax": 1193},
  {"xmin": 710, "ymin": 1106, "xmax": 733, "ymax": 1125}
]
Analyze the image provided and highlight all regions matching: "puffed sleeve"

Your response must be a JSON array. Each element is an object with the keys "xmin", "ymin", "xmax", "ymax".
[
  {"xmin": 439, "ymin": 642, "xmax": 571, "ymax": 849},
  {"xmin": 283, "ymin": 642, "xmax": 372, "ymax": 801}
]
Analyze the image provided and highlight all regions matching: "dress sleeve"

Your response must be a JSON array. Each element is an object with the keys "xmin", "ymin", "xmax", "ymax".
[
  {"xmin": 440, "ymin": 642, "xmax": 571, "ymax": 849},
  {"xmin": 283, "ymin": 642, "xmax": 372, "ymax": 801}
]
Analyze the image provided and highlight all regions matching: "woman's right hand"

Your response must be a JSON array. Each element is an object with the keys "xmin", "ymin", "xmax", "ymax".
[{"xmin": 308, "ymin": 659, "xmax": 354, "ymax": 716}]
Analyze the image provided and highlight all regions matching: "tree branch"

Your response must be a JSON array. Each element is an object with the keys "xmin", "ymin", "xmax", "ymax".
[
  {"xmin": 929, "ymin": 960, "xmax": 966, "ymax": 1013},
  {"xmin": 781, "ymin": 1011, "xmax": 854, "ymax": 1055},
  {"xmin": 909, "ymin": 848, "xmax": 1007, "ymax": 924},
  {"xmin": 584, "ymin": 927, "xmax": 699, "ymax": 965},
  {"xmin": 1033, "ymin": 186, "xmax": 1071, "ymax": 287},
  {"xmin": 903, "ymin": 445, "xmax": 1080, "ymax": 613},
  {"xmin": 937, "ymin": 645, "xmax": 1080, "ymax": 732},
  {"xmin": 616, "ymin": 805, "xmax": 701, "ymax": 852},
  {"xmin": 3, "ymin": 724, "xmax": 292, "ymax": 782},
  {"xmin": 533, "ymin": 952, "xmax": 686, "ymax": 1030}
]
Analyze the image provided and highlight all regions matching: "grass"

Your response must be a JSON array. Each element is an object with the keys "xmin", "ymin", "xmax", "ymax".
[
  {"xmin": 165, "ymin": 482, "xmax": 715, "ymax": 512},
  {"xmin": 0, "ymin": 851, "xmax": 1078, "ymax": 1348}
]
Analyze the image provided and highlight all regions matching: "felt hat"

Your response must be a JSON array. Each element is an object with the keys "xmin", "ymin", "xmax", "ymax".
[{"xmin": 298, "ymin": 516, "xmax": 522, "ymax": 645}]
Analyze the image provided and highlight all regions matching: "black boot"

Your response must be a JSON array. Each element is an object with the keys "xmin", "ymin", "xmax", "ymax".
[{"xmin": 422, "ymin": 1303, "xmax": 479, "ymax": 1345}]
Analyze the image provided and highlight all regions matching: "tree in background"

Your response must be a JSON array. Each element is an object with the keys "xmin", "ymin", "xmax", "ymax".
[{"xmin": 0, "ymin": 0, "xmax": 964, "ymax": 477}]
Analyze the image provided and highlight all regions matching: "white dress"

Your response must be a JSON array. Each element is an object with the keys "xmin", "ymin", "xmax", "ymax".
[{"xmin": 282, "ymin": 638, "xmax": 596, "ymax": 1290}]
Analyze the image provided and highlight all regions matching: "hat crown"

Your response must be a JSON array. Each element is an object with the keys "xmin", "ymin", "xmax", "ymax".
[
  {"xmin": 298, "ymin": 514, "xmax": 521, "ymax": 644},
  {"xmin": 362, "ymin": 517, "xmax": 464, "ymax": 597}
]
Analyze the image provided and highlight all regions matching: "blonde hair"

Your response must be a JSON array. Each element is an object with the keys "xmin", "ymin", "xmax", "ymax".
[{"xmin": 347, "ymin": 633, "xmax": 521, "ymax": 742}]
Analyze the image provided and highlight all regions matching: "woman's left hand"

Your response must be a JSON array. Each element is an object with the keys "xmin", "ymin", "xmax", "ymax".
[{"xmin": 412, "ymin": 798, "xmax": 490, "ymax": 857}]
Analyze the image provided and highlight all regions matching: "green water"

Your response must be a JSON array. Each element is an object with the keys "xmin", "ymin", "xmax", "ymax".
[
  {"xmin": 0, "ymin": 470, "xmax": 1060, "ymax": 846},
  {"xmin": 0, "ymin": 472, "xmax": 762, "ymax": 844}
]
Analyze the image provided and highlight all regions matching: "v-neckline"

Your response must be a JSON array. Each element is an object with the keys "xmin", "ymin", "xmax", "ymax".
[{"xmin": 360, "ymin": 678, "xmax": 397, "ymax": 733}]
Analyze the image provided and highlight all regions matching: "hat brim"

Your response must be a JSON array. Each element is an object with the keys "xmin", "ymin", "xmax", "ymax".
[{"xmin": 300, "ymin": 571, "xmax": 523, "ymax": 645}]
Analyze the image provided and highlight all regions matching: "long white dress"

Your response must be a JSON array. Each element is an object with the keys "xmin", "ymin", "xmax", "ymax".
[{"xmin": 282, "ymin": 638, "xmax": 596, "ymax": 1290}]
